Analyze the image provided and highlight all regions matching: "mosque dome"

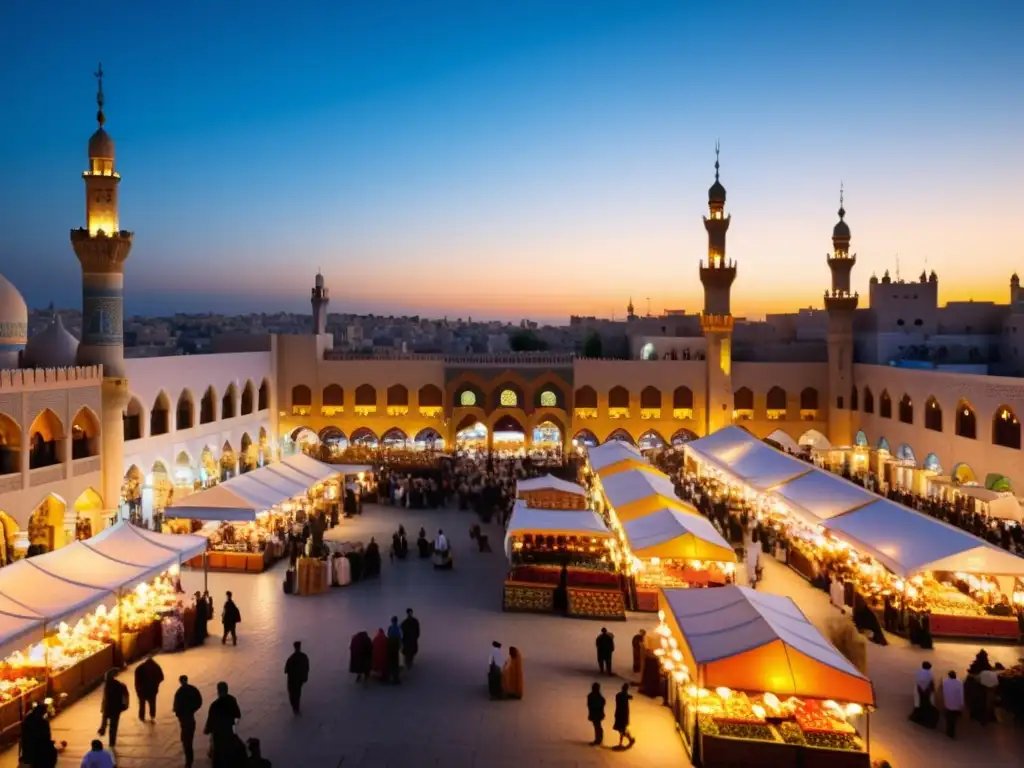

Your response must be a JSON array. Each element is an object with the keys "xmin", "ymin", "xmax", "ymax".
[
  {"xmin": 708, "ymin": 179, "xmax": 727, "ymax": 204},
  {"xmin": 0, "ymin": 274, "xmax": 28, "ymax": 349},
  {"xmin": 89, "ymin": 127, "xmax": 114, "ymax": 159},
  {"xmin": 832, "ymin": 217, "xmax": 850, "ymax": 239},
  {"xmin": 24, "ymin": 315, "xmax": 79, "ymax": 369}
]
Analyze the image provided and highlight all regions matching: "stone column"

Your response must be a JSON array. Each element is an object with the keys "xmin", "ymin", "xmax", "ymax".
[
  {"xmin": 99, "ymin": 378, "xmax": 129, "ymax": 528},
  {"xmin": 11, "ymin": 531, "xmax": 28, "ymax": 560}
]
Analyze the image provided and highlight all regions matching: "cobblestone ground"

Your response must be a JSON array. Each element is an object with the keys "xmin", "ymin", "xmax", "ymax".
[
  {"xmin": 5, "ymin": 505, "xmax": 1024, "ymax": 767},
  {"xmin": 2, "ymin": 505, "xmax": 683, "ymax": 768}
]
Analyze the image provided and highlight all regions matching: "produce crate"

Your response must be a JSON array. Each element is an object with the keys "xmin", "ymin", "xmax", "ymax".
[
  {"xmin": 207, "ymin": 552, "xmax": 226, "ymax": 569},
  {"xmin": 224, "ymin": 553, "xmax": 249, "ymax": 572},
  {"xmin": 928, "ymin": 614, "xmax": 1020, "ymax": 640},
  {"xmin": 502, "ymin": 581, "xmax": 555, "ymax": 613},
  {"xmin": 699, "ymin": 729, "xmax": 796, "ymax": 768},
  {"xmin": 185, "ymin": 554, "xmax": 204, "ymax": 569},
  {"xmin": 81, "ymin": 644, "xmax": 115, "ymax": 690},
  {"xmin": 49, "ymin": 661, "xmax": 85, "ymax": 702},
  {"xmin": 567, "ymin": 587, "xmax": 626, "ymax": 620},
  {"xmin": 246, "ymin": 552, "xmax": 267, "ymax": 572},
  {"xmin": 0, "ymin": 697, "xmax": 19, "ymax": 730},
  {"xmin": 634, "ymin": 589, "xmax": 659, "ymax": 612},
  {"xmin": 21, "ymin": 682, "xmax": 46, "ymax": 714}
]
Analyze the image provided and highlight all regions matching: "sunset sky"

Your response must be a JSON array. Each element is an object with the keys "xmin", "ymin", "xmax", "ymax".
[{"xmin": 4, "ymin": 1, "xmax": 1022, "ymax": 323}]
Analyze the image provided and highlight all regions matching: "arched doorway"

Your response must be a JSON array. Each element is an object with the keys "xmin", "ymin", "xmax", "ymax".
[
  {"xmin": 220, "ymin": 441, "xmax": 237, "ymax": 481},
  {"xmin": 0, "ymin": 413, "xmax": 21, "ymax": 476},
  {"xmin": 638, "ymin": 430, "xmax": 666, "ymax": 451},
  {"xmin": 288, "ymin": 427, "xmax": 320, "ymax": 457},
  {"xmin": 122, "ymin": 465, "xmax": 144, "ymax": 522},
  {"xmin": 318, "ymin": 426, "xmax": 348, "ymax": 456},
  {"xmin": 572, "ymin": 429, "xmax": 599, "ymax": 448},
  {"xmin": 605, "ymin": 429, "xmax": 635, "ymax": 445},
  {"xmin": 952, "ymin": 463, "xmax": 975, "ymax": 484},
  {"xmin": 413, "ymin": 428, "xmax": 445, "ymax": 451},
  {"xmin": 492, "ymin": 415, "xmax": 526, "ymax": 453},
  {"xmin": 531, "ymin": 420, "xmax": 563, "ymax": 451},
  {"xmin": 239, "ymin": 433, "xmax": 257, "ymax": 472},
  {"xmin": 70, "ymin": 407, "xmax": 100, "ymax": 459},
  {"xmin": 896, "ymin": 443, "xmax": 916, "ymax": 464},
  {"xmin": 151, "ymin": 461, "xmax": 174, "ymax": 517},
  {"xmin": 854, "ymin": 430, "xmax": 868, "ymax": 447},
  {"xmin": 27, "ymin": 494, "xmax": 66, "ymax": 554},
  {"xmin": 28, "ymin": 408, "xmax": 63, "ymax": 469},
  {"xmin": 174, "ymin": 451, "xmax": 195, "ymax": 491},
  {"xmin": 798, "ymin": 429, "xmax": 831, "ymax": 451},
  {"xmin": 381, "ymin": 428, "xmax": 408, "ymax": 449},
  {"xmin": 258, "ymin": 427, "xmax": 270, "ymax": 465},
  {"xmin": 923, "ymin": 453, "xmax": 942, "ymax": 473},
  {"xmin": 670, "ymin": 429, "xmax": 698, "ymax": 447},
  {"xmin": 199, "ymin": 447, "xmax": 219, "ymax": 486},
  {"xmin": 72, "ymin": 488, "xmax": 102, "ymax": 541},
  {"xmin": 876, "ymin": 437, "xmax": 890, "ymax": 453},
  {"xmin": 455, "ymin": 416, "xmax": 488, "ymax": 452},
  {"xmin": 350, "ymin": 427, "xmax": 379, "ymax": 448},
  {"xmin": 0, "ymin": 511, "xmax": 17, "ymax": 565}
]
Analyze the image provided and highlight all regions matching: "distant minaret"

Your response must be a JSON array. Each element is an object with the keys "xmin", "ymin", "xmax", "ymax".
[
  {"xmin": 70, "ymin": 64, "xmax": 133, "ymax": 526},
  {"xmin": 1011, "ymin": 273, "xmax": 1020, "ymax": 305},
  {"xmin": 824, "ymin": 184, "xmax": 859, "ymax": 447},
  {"xmin": 311, "ymin": 270, "xmax": 329, "ymax": 334},
  {"xmin": 626, "ymin": 297, "xmax": 636, "ymax": 322},
  {"xmin": 699, "ymin": 142, "xmax": 737, "ymax": 435}
]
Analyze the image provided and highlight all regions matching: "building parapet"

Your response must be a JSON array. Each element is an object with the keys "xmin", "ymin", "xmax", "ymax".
[
  {"xmin": 325, "ymin": 350, "xmax": 576, "ymax": 365},
  {"xmin": 700, "ymin": 314, "xmax": 735, "ymax": 334},
  {"xmin": 0, "ymin": 365, "xmax": 103, "ymax": 390}
]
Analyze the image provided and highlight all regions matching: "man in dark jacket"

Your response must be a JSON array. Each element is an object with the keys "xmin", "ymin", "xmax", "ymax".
[
  {"xmin": 172, "ymin": 675, "xmax": 203, "ymax": 768},
  {"xmin": 222, "ymin": 591, "xmax": 241, "ymax": 645},
  {"xmin": 595, "ymin": 628, "xmax": 615, "ymax": 675},
  {"xmin": 284, "ymin": 641, "xmax": 310, "ymax": 714},
  {"xmin": 98, "ymin": 670, "xmax": 129, "ymax": 747},
  {"xmin": 204, "ymin": 681, "xmax": 242, "ymax": 767},
  {"xmin": 134, "ymin": 655, "xmax": 165, "ymax": 722},
  {"xmin": 587, "ymin": 682, "xmax": 606, "ymax": 746},
  {"xmin": 400, "ymin": 608, "xmax": 421, "ymax": 669}
]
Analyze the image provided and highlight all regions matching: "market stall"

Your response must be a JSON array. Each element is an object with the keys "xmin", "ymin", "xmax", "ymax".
[
  {"xmin": 516, "ymin": 475, "xmax": 588, "ymax": 510},
  {"xmin": 599, "ymin": 469, "xmax": 686, "ymax": 522},
  {"xmin": 588, "ymin": 441, "xmax": 656, "ymax": 479},
  {"xmin": 502, "ymin": 503, "xmax": 625, "ymax": 620},
  {"xmin": 623, "ymin": 506, "xmax": 737, "ymax": 611},
  {"xmin": 655, "ymin": 586, "xmax": 874, "ymax": 768}
]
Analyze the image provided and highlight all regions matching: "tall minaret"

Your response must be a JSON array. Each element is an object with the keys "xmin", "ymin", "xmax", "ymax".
[
  {"xmin": 71, "ymin": 64, "xmax": 133, "ymax": 524},
  {"xmin": 824, "ymin": 184, "xmax": 859, "ymax": 447},
  {"xmin": 311, "ymin": 270, "xmax": 329, "ymax": 334},
  {"xmin": 698, "ymin": 143, "xmax": 737, "ymax": 435}
]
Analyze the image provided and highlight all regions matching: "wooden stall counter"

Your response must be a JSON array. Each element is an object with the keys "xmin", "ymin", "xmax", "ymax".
[
  {"xmin": 699, "ymin": 726, "xmax": 795, "ymax": 768},
  {"xmin": 928, "ymin": 613, "xmax": 1020, "ymax": 640},
  {"xmin": 503, "ymin": 581, "xmax": 555, "ymax": 613},
  {"xmin": 567, "ymin": 587, "xmax": 626, "ymax": 620}
]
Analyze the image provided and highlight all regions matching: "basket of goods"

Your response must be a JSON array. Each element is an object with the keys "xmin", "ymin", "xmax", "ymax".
[
  {"xmin": 699, "ymin": 713, "xmax": 780, "ymax": 742},
  {"xmin": 794, "ymin": 700, "xmax": 856, "ymax": 734}
]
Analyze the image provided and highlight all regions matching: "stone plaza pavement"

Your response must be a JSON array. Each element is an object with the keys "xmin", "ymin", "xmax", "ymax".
[{"xmin": 4, "ymin": 504, "xmax": 1024, "ymax": 767}]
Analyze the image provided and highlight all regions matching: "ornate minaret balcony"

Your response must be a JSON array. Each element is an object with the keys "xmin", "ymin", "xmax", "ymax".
[
  {"xmin": 824, "ymin": 289, "xmax": 859, "ymax": 312},
  {"xmin": 70, "ymin": 228, "xmax": 134, "ymax": 273},
  {"xmin": 825, "ymin": 185, "xmax": 857, "ymax": 310}
]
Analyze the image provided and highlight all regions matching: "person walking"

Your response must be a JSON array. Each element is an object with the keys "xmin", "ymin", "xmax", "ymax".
[
  {"xmin": 79, "ymin": 739, "xmax": 115, "ymax": 768},
  {"xmin": 134, "ymin": 655, "xmax": 165, "ymax": 722},
  {"xmin": 400, "ymin": 608, "xmax": 421, "ymax": 669},
  {"xmin": 204, "ymin": 681, "xmax": 242, "ymax": 766},
  {"xmin": 614, "ymin": 683, "xmax": 636, "ymax": 747},
  {"xmin": 97, "ymin": 670, "xmax": 128, "ymax": 748},
  {"xmin": 385, "ymin": 618, "xmax": 402, "ymax": 683},
  {"xmin": 172, "ymin": 675, "xmax": 203, "ymax": 768},
  {"xmin": 631, "ymin": 629, "xmax": 646, "ymax": 674},
  {"xmin": 942, "ymin": 670, "xmax": 965, "ymax": 739},
  {"xmin": 221, "ymin": 591, "xmax": 241, "ymax": 646},
  {"xmin": 587, "ymin": 682, "xmax": 606, "ymax": 746},
  {"xmin": 246, "ymin": 738, "xmax": 272, "ymax": 767},
  {"xmin": 284, "ymin": 641, "xmax": 310, "ymax": 714},
  {"xmin": 596, "ymin": 628, "xmax": 615, "ymax": 675}
]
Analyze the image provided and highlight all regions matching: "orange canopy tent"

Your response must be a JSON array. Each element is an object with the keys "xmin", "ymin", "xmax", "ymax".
[{"xmin": 659, "ymin": 586, "xmax": 875, "ymax": 706}]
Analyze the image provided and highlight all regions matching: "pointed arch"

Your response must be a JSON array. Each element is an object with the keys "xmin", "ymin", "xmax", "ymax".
[
  {"xmin": 0, "ymin": 412, "xmax": 21, "ymax": 477},
  {"xmin": 221, "ymin": 383, "xmax": 237, "ymax": 420},
  {"xmin": 322, "ymin": 384, "xmax": 344, "ymax": 407},
  {"xmin": 176, "ymin": 389, "xmax": 195, "ymax": 430},
  {"xmin": 766, "ymin": 386, "xmax": 787, "ymax": 412},
  {"xmin": 854, "ymin": 430, "xmax": 868, "ymax": 447},
  {"xmin": 291, "ymin": 384, "xmax": 312, "ymax": 407},
  {"xmin": 992, "ymin": 405, "xmax": 1021, "ymax": 450},
  {"xmin": 898, "ymin": 393, "xmax": 913, "ymax": 425},
  {"xmin": 240, "ymin": 432, "xmax": 253, "ymax": 453},
  {"xmin": 493, "ymin": 414, "xmax": 525, "ymax": 434},
  {"xmin": 318, "ymin": 426, "xmax": 346, "ymax": 443},
  {"xmin": 289, "ymin": 426, "xmax": 319, "ymax": 444},
  {"xmin": 799, "ymin": 387, "xmax": 819, "ymax": 411},
  {"xmin": 71, "ymin": 406, "xmax": 100, "ymax": 459},
  {"xmin": 733, "ymin": 387, "xmax": 754, "ymax": 410},
  {"xmin": 924, "ymin": 396, "xmax": 943, "ymax": 432},
  {"xmin": 386, "ymin": 384, "xmax": 409, "ymax": 407},
  {"xmin": 896, "ymin": 443, "xmax": 916, "ymax": 464},
  {"xmin": 850, "ymin": 384, "xmax": 859, "ymax": 411},
  {"xmin": 123, "ymin": 395, "xmax": 144, "ymax": 441},
  {"xmin": 574, "ymin": 385, "xmax": 598, "ymax": 409},
  {"xmin": 879, "ymin": 390, "xmax": 892, "ymax": 419},
  {"xmin": 673, "ymin": 386, "xmax": 693, "ymax": 410},
  {"xmin": 354, "ymin": 384, "xmax": 377, "ymax": 408},
  {"xmin": 923, "ymin": 453, "xmax": 942, "ymax": 473},
  {"xmin": 28, "ymin": 408, "xmax": 64, "ymax": 469},
  {"xmin": 573, "ymin": 429, "xmax": 599, "ymax": 447},
  {"xmin": 862, "ymin": 387, "xmax": 874, "ymax": 414},
  {"xmin": 532, "ymin": 417, "xmax": 564, "ymax": 447},
  {"xmin": 640, "ymin": 386, "xmax": 662, "ymax": 410},
  {"xmin": 798, "ymin": 429, "xmax": 830, "ymax": 450},
  {"xmin": 456, "ymin": 414, "xmax": 482, "ymax": 433},
  {"xmin": 350, "ymin": 427, "xmax": 379, "ymax": 447},
  {"xmin": 638, "ymin": 429, "xmax": 666, "ymax": 450},
  {"xmin": 608, "ymin": 386, "xmax": 630, "ymax": 410},
  {"xmin": 200, "ymin": 385, "xmax": 217, "ymax": 424},
  {"xmin": 877, "ymin": 436, "xmax": 890, "ymax": 452},
  {"xmin": 493, "ymin": 382, "xmax": 524, "ymax": 409},
  {"xmin": 28, "ymin": 494, "xmax": 67, "ymax": 552},
  {"xmin": 955, "ymin": 400, "xmax": 977, "ymax": 439},
  {"xmin": 413, "ymin": 428, "xmax": 444, "ymax": 449},
  {"xmin": 258, "ymin": 378, "xmax": 271, "ymax": 411},
  {"xmin": 150, "ymin": 391, "xmax": 170, "ymax": 436},
  {"xmin": 604, "ymin": 428, "xmax": 635, "ymax": 445},
  {"xmin": 381, "ymin": 427, "xmax": 408, "ymax": 447},
  {"xmin": 417, "ymin": 384, "xmax": 443, "ymax": 408},
  {"xmin": 240, "ymin": 380, "xmax": 255, "ymax": 415}
]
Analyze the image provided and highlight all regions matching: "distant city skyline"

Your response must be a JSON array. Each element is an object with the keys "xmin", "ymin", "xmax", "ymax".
[{"xmin": 4, "ymin": 1, "xmax": 1022, "ymax": 324}]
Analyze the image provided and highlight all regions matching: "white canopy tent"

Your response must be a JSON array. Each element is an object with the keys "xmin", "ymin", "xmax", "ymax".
[
  {"xmin": 165, "ymin": 484, "xmax": 265, "ymax": 522},
  {"xmin": 948, "ymin": 485, "xmax": 1022, "ymax": 522},
  {"xmin": 770, "ymin": 469, "xmax": 876, "ymax": 525},
  {"xmin": 692, "ymin": 439, "xmax": 812, "ymax": 491},
  {"xmin": 516, "ymin": 474, "xmax": 587, "ymax": 497},
  {"xmin": 219, "ymin": 475, "xmax": 288, "ymax": 510},
  {"xmin": 84, "ymin": 521, "xmax": 207, "ymax": 570},
  {"xmin": 601, "ymin": 469, "xmax": 678, "ymax": 510},
  {"xmin": 683, "ymin": 426, "xmax": 760, "ymax": 465},
  {"xmin": 0, "ymin": 559, "xmax": 112, "ymax": 626},
  {"xmin": 265, "ymin": 462, "xmax": 323, "ymax": 491},
  {"xmin": 131, "ymin": 525, "xmax": 210, "ymax": 561},
  {"xmin": 623, "ymin": 507, "xmax": 736, "ymax": 562},
  {"xmin": 588, "ymin": 441, "xmax": 645, "ymax": 472},
  {"xmin": 281, "ymin": 453, "xmax": 343, "ymax": 483},
  {"xmin": 0, "ymin": 595, "xmax": 44, "ymax": 661},
  {"xmin": 824, "ymin": 500, "xmax": 1024, "ymax": 579},
  {"xmin": 24, "ymin": 541, "xmax": 153, "ymax": 593},
  {"xmin": 504, "ymin": 502, "xmax": 611, "ymax": 559},
  {"xmin": 257, "ymin": 465, "xmax": 313, "ymax": 496}
]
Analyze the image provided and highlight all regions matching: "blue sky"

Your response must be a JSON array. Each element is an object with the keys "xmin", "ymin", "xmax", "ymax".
[{"xmin": 2, "ymin": 1, "xmax": 1022, "ymax": 321}]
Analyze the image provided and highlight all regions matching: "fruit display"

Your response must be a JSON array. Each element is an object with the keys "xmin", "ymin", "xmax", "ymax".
[
  {"xmin": 794, "ymin": 701, "xmax": 856, "ymax": 734},
  {"xmin": 567, "ymin": 586, "xmax": 626, "ymax": 619},
  {"xmin": 0, "ymin": 675, "xmax": 45, "ymax": 704},
  {"xmin": 699, "ymin": 714, "xmax": 779, "ymax": 742},
  {"xmin": 777, "ymin": 721, "xmax": 806, "ymax": 745},
  {"xmin": 918, "ymin": 583, "xmax": 987, "ymax": 617},
  {"xmin": 502, "ymin": 583, "xmax": 554, "ymax": 613},
  {"xmin": 802, "ymin": 731, "xmax": 864, "ymax": 752}
]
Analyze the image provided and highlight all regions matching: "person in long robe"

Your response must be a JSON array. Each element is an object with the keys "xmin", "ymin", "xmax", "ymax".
[
  {"xmin": 371, "ymin": 629, "xmax": 388, "ymax": 679},
  {"xmin": 349, "ymin": 631, "xmax": 373, "ymax": 683},
  {"xmin": 909, "ymin": 661, "xmax": 938, "ymax": 728},
  {"xmin": 502, "ymin": 647, "xmax": 524, "ymax": 699},
  {"xmin": 400, "ymin": 609, "xmax": 421, "ymax": 669},
  {"xmin": 744, "ymin": 536, "xmax": 761, "ymax": 588},
  {"xmin": 385, "ymin": 617, "xmax": 402, "ymax": 683},
  {"xmin": 364, "ymin": 539, "xmax": 381, "ymax": 579},
  {"xmin": 631, "ymin": 630, "xmax": 646, "ymax": 674},
  {"xmin": 614, "ymin": 683, "xmax": 636, "ymax": 747}
]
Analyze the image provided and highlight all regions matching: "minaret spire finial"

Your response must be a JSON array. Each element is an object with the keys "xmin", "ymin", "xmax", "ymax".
[
  {"xmin": 94, "ymin": 62, "xmax": 106, "ymax": 127},
  {"xmin": 714, "ymin": 139, "xmax": 720, "ymax": 181},
  {"xmin": 838, "ymin": 181, "xmax": 845, "ymax": 219}
]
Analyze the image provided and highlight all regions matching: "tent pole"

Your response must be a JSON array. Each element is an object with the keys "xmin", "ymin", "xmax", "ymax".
[{"xmin": 116, "ymin": 588, "xmax": 124, "ymax": 667}]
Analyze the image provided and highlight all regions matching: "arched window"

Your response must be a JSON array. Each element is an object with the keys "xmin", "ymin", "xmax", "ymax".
[
  {"xmin": 574, "ymin": 386, "xmax": 598, "ymax": 409},
  {"xmin": 898, "ymin": 394, "xmax": 913, "ymax": 424},
  {"xmin": 799, "ymin": 387, "xmax": 819, "ymax": 410},
  {"xmin": 460, "ymin": 390, "xmax": 477, "ymax": 407},
  {"xmin": 240, "ymin": 381, "xmax": 255, "ymax": 415},
  {"xmin": 322, "ymin": 385, "xmax": 344, "ymax": 406},
  {"xmin": 734, "ymin": 387, "xmax": 754, "ymax": 410},
  {"xmin": 200, "ymin": 386, "xmax": 217, "ymax": 424},
  {"xmin": 0, "ymin": 413, "xmax": 20, "ymax": 476},
  {"xmin": 71, "ymin": 407, "xmax": 100, "ymax": 459},
  {"xmin": 673, "ymin": 386, "xmax": 693, "ymax": 410},
  {"xmin": 766, "ymin": 386, "xmax": 787, "ymax": 412},
  {"xmin": 221, "ymin": 385, "xmax": 237, "ymax": 420},
  {"xmin": 499, "ymin": 389, "xmax": 518, "ymax": 407},
  {"xmin": 863, "ymin": 387, "xmax": 874, "ymax": 414},
  {"xmin": 291, "ymin": 385, "xmax": 312, "ymax": 407},
  {"xmin": 418, "ymin": 384, "xmax": 443, "ymax": 408},
  {"xmin": 924, "ymin": 397, "xmax": 942, "ymax": 432},
  {"xmin": 123, "ymin": 397, "xmax": 144, "ymax": 441},
  {"xmin": 955, "ymin": 401, "xmax": 977, "ymax": 439},
  {"xmin": 258, "ymin": 379, "xmax": 270, "ymax": 411},
  {"xmin": 539, "ymin": 390, "xmax": 557, "ymax": 408},
  {"xmin": 879, "ymin": 390, "xmax": 892, "ymax": 419},
  {"xmin": 850, "ymin": 385, "xmax": 859, "ymax": 411},
  {"xmin": 28, "ymin": 408, "xmax": 63, "ymax": 469},
  {"xmin": 149, "ymin": 392, "xmax": 169, "ymax": 436},
  {"xmin": 176, "ymin": 392, "xmax": 194, "ymax": 431},
  {"xmin": 387, "ymin": 385, "xmax": 409, "ymax": 406},
  {"xmin": 608, "ymin": 386, "xmax": 630, "ymax": 409},
  {"xmin": 640, "ymin": 386, "xmax": 661, "ymax": 410},
  {"xmin": 992, "ymin": 405, "xmax": 1021, "ymax": 449},
  {"xmin": 354, "ymin": 385, "xmax": 377, "ymax": 407}
]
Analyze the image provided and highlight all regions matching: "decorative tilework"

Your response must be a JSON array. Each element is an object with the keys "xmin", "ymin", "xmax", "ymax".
[
  {"xmin": 82, "ymin": 295, "xmax": 123, "ymax": 346},
  {"xmin": 26, "ymin": 390, "xmax": 69, "ymax": 427}
]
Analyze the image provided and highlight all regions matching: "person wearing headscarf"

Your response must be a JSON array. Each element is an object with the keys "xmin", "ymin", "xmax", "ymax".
[
  {"xmin": 371, "ymin": 629, "xmax": 388, "ymax": 679},
  {"xmin": 614, "ymin": 683, "xmax": 636, "ymax": 747},
  {"xmin": 349, "ymin": 631, "xmax": 373, "ymax": 683},
  {"xmin": 502, "ymin": 647, "xmax": 524, "ymax": 699}
]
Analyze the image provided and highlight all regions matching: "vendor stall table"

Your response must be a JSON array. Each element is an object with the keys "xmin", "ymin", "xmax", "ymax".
[{"xmin": 926, "ymin": 613, "xmax": 1020, "ymax": 640}]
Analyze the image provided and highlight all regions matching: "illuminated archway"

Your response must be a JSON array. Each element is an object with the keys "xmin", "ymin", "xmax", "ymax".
[
  {"xmin": 28, "ymin": 494, "xmax": 66, "ymax": 553},
  {"xmin": 531, "ymin": 419, "xmax": 562, "ymax": 448},
  {"xmin": 0, "ymin": 413, "xmax": 21, "ymax": 476},
  {"xmin": 992, "ymin": 405, "xmax": 1021, "ymax": 450},
  {"xmin": 220, "ymin": 441, "xmax": 238, "ymax": 480},
  {"xmin": 381, "ymin": 428, "xmax": 408, "ymax": 449},
  {"xmin": 877, "ymin": 437, "xmax": 890, "ymax": 453},
  {"xmin": 573, "ymin": 429, "xmax": 599, "ymax": 448},
  {"xmin": 492, "ymin": 415, "xmax": 525, "ymax": 448},
  {"xmin": 174, "ymin": 451, "xmax": 195, "ymax": 489},
  {"xmin": 670, "ymin": 428, "xmax": 698, "ymax": 446},
  {"xmin": 854, "ymin": 430, "xmax": 868, "ymax": 447},
  {"xmin": 799, "ymin": 429, "xmax": 831, "ymax": 450},
  {"xmin": 638, "ymin": 430, "xmax": 666, "ymax": 450},
  {"xmin": 0, "ymin": 511, "xmax": 17, "ymax": 565},
  {"xmin": 455, "ymin": 417, "xmax": 487, "ymax": 451},
  {"xmin": 318, "ymin": 426, "xmax": 347, "ymax": 455},
  {"xmin": 955, "ymin": 401, "xmax": 977, "ymax": 439},
  {"xmin": 896, "ymin": 443, "xmax": 916, "ymax": 464},
  {"xmin": 199, "ymin": 447, "xmax": 219, "ymax": 484},
  {"xmin": 122, "ymin": 465, "xmax": 144, "ymax": 508},
  {"xmin": 923, "ymin": 453, "xmax": 942, "ymax": 473},
  {"xmin": 952, "ymin": 463, "xmax": 976, "ymax": 484},
  {"xmin": 350, "ymin": 427, "xmax": 379, "ymax": 448},
  {"xmin": 151, "ymin": 460, "xmax": 173, "ymax": 513},
  {"xmin": 28, "ymin": 408, "xmax": 64, "ymax": 469},
  {"xmin": 240, "ymin": 433, "xmax": 257, "ymax": 471},
  {"xmin": 605, "ymin": 429, "xmax": 635, "ymax": 445},
  {"xmin": 413, "ymin": 428, "xmax": 445, "ymax": 451},
  {"xmin": 71, "ymin": 406, "xmax": 100, "ymax": 459},
  {"xmin": 72, "ymin": 488, "xmax": 102, "ymax": 542}
]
